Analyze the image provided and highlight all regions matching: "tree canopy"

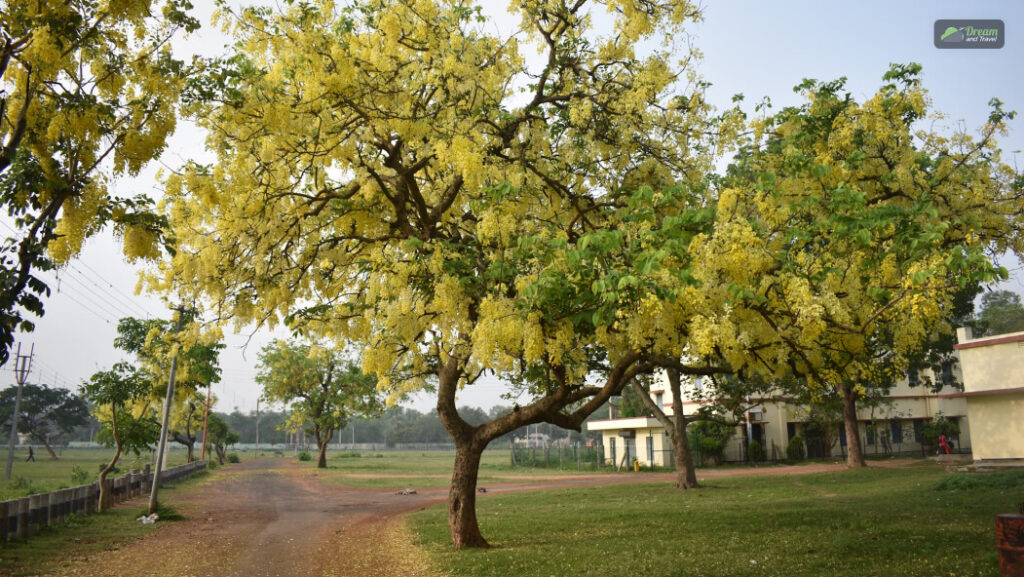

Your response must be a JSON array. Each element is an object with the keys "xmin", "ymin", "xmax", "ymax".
[
  {"xmin": 257, "ymin": 340, "xmax": 381, "ymax": 467},
  {"xmin": 147, "ymin": 0, "xmax": 1022, "ymax": 547},
  {"xmin": 0, "ymin": 0, "xmax": 198, "ymax": 365},
  {"xmin": 975, "ymin": 289, "xmax": 1024, "ymax": 336},
  {"xmin": 0, "ymin": 383, "xmax": 88, "ymax": 459}
]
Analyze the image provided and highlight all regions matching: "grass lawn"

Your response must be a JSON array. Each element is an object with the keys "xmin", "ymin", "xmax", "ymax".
[
  {"xmin": 294, "ymin": 448, "xmax": 616, "ymax": 488},
  {"xmin": 0, "ymin": 475, "xmax": 202, "ymax": 577},
  {"xmin": 409, "ymin": 463, "xmax": 1017, "ymax": 577},
  {"xmin": 0, "ymin": 448, "xmax": 191, "ymax": 500}
]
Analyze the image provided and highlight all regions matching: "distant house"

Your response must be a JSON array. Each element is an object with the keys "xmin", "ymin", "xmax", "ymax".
[
  {"xmin": 954, "ymin": 327, "xmax": 1024, "ymax": 461},
  {"xmin": 588, "ymin": 368, "xmax": 973, "ymax": 467}
]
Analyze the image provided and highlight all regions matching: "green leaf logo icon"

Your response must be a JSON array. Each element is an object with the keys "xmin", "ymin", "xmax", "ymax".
[{"xmin": 940, "ymin": 26, "xmax": 961, "ymax": 41}]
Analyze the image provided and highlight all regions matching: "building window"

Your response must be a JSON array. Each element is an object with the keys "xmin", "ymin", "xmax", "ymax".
[
  {"xmin": 907, "ymin": 370, "xmax": 920, "ymax": 387},
  {"xmin": 866, "ymin": 425, "xmax": 875, "ymax": 445},
  {"xmin": 655, "ymin": 393, "xmax": 664, "ymax": 407},
  {"xmin": 647, "ymin": 436, "xmax": 654, "ymax": 463},
  {"xmin": 787, "ymin": 422, "xmax": 797, "ymax": 441},
  {"xmin": 609, "ymin": 437, "xmax": 616, "ymax": 466},
  {"xmin": 694, "ymin": 377, "xmax": 704, "ymax": 391},
  {"xmin": 940, "ymin": 363, "xmax": 954, "ymax": 387},
  {"xmin": 913, "ymin": 420, "xmax": 923, "ymax": 442},
  {"xmin": 840, "ymin": 426, "xmax": 847, "ymax": 447},
  {"xmin": 891, "ymin": 420, "xmax": 903, "ymax": 444}
]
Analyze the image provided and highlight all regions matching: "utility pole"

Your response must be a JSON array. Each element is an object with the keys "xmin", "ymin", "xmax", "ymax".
[
  {"xmin": 200, "ymin": 382, "xmax": 212, "ymax": 461},
  {"xmin": 149, "ymin": 310, "xmax": 187, "ymax": 515},
  {"xmin": 5, "ymin": 343, "xmax": 34, "ymax": 480},
  {"xmin": 254, "ymin": 397, "xmax": 260, "ymax": 456}
]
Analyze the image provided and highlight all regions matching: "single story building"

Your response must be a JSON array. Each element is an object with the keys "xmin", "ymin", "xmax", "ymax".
[
  {"xmin": 588, "ymin": 368, "xmax": 973, "ymax": 467},
  {"xmin": 953, "ymin": 326, "xmax": 1024, "ymax": 462}
]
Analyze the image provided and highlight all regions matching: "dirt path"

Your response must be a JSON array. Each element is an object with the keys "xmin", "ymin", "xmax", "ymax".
[{"xmin": 49, "ymin": 458, "xmax": 917, "ymax": 577}]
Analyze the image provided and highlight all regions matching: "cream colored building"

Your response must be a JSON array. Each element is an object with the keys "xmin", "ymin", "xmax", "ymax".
[
  {"xmin": 954, "ymin": 327, "xmax": 1024, "ymax": 461},
  {"xmin": 588, "ymin": 367, "xmax": 973, "ymax": 467}
]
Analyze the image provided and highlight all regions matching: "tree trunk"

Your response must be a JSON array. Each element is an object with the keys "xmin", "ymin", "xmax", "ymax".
[
  {"xmin": 449, "ymin": 441, "xmax": 488, "ymax": 549},
  {"xmin": 215, "ymin": 445, "xmax": 226, "ymax": 465},
  {"xmin": 186, "ymin": 441, "xmax": 194, "ymax": 463},
  {"xmin": 98, "ymin": 413, "xmax": 122, "ymax": 513},
  {"xmin": 840, "ymin": 385, "xmax": 866, "ymax": 468},
  {"xmin": 668, "ymin": 371, "xmax": 698, "ymax": 489},
  {"xmin": 42, "ymin": 438, "xmax": 58, "ymax": 460},
  {"xmin": 315, "ymin": 427, "xmax": 331, "ymax": 469}
]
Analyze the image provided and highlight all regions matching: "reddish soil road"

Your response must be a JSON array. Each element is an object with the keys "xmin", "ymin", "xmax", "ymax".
[{"xmin": 49, "ymin": 458, "xmax": 914, "ymax": 577}]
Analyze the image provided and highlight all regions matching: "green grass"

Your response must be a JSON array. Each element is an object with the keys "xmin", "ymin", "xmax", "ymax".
[
  {"xmin": 0, "ymin": 485, "xmax": 199, "ymax": 576},
  {"xmin": 296, "ymin": 449, "xmax": 616, "ymax": 488},
  {"xmin": 0, "ymin": 448, "xmax": 191, "ymax": 500},
  {"xmin": 409, "ymin": 463, "xmax": 1012, "ymax": 577}
]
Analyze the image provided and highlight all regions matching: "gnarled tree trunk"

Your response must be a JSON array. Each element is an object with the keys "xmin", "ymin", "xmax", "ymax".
[
  {"xmin": 449, "ymin": 440, "xmax": 487, "ymax": 549},
  {"xmin": 840, "ymin": 385, "xmax": 866, "ymax": 468},
  {"xmin": 98, "ymin": 411, "xmax": 122, "ymax": 512}
]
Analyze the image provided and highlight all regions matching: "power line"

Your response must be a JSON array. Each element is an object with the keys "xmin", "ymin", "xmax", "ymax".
[{"xmin": 76, "ymin": 259, "xmax": 153, "ymax": 317}]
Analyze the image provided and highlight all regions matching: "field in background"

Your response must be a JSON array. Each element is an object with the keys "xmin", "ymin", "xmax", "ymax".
[
  {"xmin": 0, "ymin": 447, "xmax": 190, "ymax": 500},
  {"xmin": 410, "ymin": 463, "xmax": 1015, "ymax": 577},
  {"xmin": 283, "ymin": 447, "xmax": 618, "ymax": 489}
]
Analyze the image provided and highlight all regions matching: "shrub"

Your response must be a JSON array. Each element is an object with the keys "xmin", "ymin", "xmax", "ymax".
[
  {"xmin": 689, "ymin": 419, "xmax": 735, "ymax": 466},
  {"xmin": 11, "ymin": 476, "xmax": 45, "ymax": 494},
  {"xmin": 70, "ymin": 465, "xmax": 91, "ymax": 485},
  {"xmin": 786, "ymin": 436, "xmax": 806, "ymax": 461},
  {"xmin": 921, "ymin": 414, "xmax": 960, "ymax": 454},
  {"xmin": 934, "ymin": 469, "xmax": 1024, "ymax": 491},
  {"xmin": 748, "ymin": 440, "xmax": 764, "ymax": 462},
  {"xmin": 227, "ymin": 453, "xmax": 241, "ymax": 463},
  {"xmin": 297, "ymin": 451, "xmax": 312, "ymax": 461},
  {"xmin": 206, "ymin": 458, "xmax": 220, "ymax": 470}
]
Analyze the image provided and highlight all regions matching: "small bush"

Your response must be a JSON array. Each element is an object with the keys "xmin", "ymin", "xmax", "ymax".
[
  {"xmin": 98, "ymin": 462, "xmax": 121, "ymax": 475},
  {"xmin": 297, "ymin": 451, "xmax": 312, "ymax": 461},
  {"xmin": 338, "ymin": 451, "xmax": 361, "ymax": 458},
  {"xmin": 206, "ymin": 459, "xmax": 220, "ymax": 470},
  {"xmin": 786, "ymin": 436, "xmax": 806, "ymax": 461},
  {"xmin": 70, "ymin": 465, "xmax": 91, "ymax": 485},
  {"xmin": 11, "ymin": 476, "xmax": 45, "ymax": 494},
  {"xmin": 748, "ymin": 440, "xmax": 764, "ymax": 462},
  {"xmin": 934, "ymin": 469, "xmax": 1024, "ymax": 491},
  {"xmin": 227, "ymin": 453, "xmax": 240, "ymax": 463}
]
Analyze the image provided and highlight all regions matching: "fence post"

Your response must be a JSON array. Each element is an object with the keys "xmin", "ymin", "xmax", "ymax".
[
  {"xmin": 47, "ymin": 491, "xmax": 58, "ymax": 526},
  {"xmin": 28, "ymin": 494, "xmax": 43, "ymax": 536},
  {"xmin": 0, "ymin": 501, "xmax": 8, "ymax": 544},
  {"xmin": 15, "ymin": 497, "xmax": 29, "ymax": 539}
]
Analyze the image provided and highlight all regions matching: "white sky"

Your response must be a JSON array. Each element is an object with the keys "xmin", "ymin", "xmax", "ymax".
[{"xmin": 7, "ymin": 0, "xmax": 1023, "ymax": 414}]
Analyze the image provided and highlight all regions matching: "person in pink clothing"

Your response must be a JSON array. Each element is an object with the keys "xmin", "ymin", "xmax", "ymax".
[{"xmin": 938, "ymin": 434, "xmax": 951, "ymax": 455}]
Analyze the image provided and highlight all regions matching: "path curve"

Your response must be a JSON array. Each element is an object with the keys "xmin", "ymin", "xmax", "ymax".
[{"xmin": 50, "ymin": 458, "xmax": 918, "ymax": 577}]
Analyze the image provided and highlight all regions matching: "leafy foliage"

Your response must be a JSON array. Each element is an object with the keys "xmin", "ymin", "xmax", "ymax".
[
  {"xmin": 0, "ymin": 383, "xmax": 89, "ymax": 456},
  {"xmin": 974, "ymin": 289, "xmax": 1024, "ymax": 337},
  {"xmin": 0, "ymin": 0, "xmax": 198, "ymax": 365},
  {"xmin": 257, "ymin": 340, "xmax": 382, "ymax": 467}
]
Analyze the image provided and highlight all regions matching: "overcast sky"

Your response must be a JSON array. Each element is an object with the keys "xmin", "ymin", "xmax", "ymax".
[{"xmin": 7, "ymin": 0, "xmax": 1023, "ymax": 415}]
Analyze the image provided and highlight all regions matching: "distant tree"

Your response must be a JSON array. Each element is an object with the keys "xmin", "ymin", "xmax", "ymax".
[
  {"xmin": 170, "ymin": 390, "xmax": 209, "ymax": 462},
  {"xmin": 204, "ymin": 413, "xmax": 240, "ymax": 465},
  {"xmin": 975, "ymin": 290, "xmax": 1024, "ymax": 337},
  {"xmin": 618, "ymin": 385, "xmax": 650, "ymax": 419},
  {"xmin": 257, "ymin": 341, "xmax": 383, "ymax": 468},
  {"xmin": 81, "ymin": 363, "xmax": 160, "ymax": 511},
  {"xmin": 0, "ymin": 383, "xmax": 88, "ymax": 458}
]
